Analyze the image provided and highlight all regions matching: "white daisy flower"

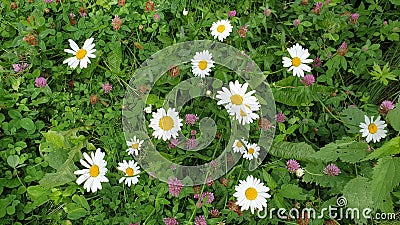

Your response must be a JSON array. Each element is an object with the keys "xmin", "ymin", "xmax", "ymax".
[
  {"xmin": 210, "ymin": 19, "xmax": 233, "ymax": 42},
  {"xmin": 117, "ymin": 160, "xmax": 140, "ymax": 187},
  {"xmin": 149, "ymin": 108, "xmax": 183, "ymax": 141},
  {"xmin": 235, "ymin": 107, "xmax": 260, "ymax": 125},
  {"xmin": 233, "ymin": 175, "xmax": 271, "ymax": 214},
  {"xmin": 126, "ymin": 136, "xmax": 144, "ymax": 156},
  {"xmin": 63, "ymin": 38, "xmax": 96, "ymax": 69},
  {"xmin": 144, "ymin": 105, "xmax": 152, "ymax": 114},
  {"xmin": 74, "ymin": 148, "xmax": 109, "ymax": 193},
  {"xmin": 359, "ymin": 115, "xmax": 387, "ymax": 143},
  {"xmin": 216, "ymin": 80, "xmax": 260, "ymax": 125},
  {"xmin": 183, "ymin": 8, "xmax": 188, "ymax": 16},
  {"xmin": 242, "ymin": 143, "xmax": 260, "ymax": 160},
  {"xmin": 282, "ymin": 43, "xmax": 313, "ymax": 77},
  {"xmin": 191, "ymin": 50, "xmax": 215, "ymax": 78},
  {"xmin": 232, "ymin": 139, "xmax": 246, "ymax": 153}
]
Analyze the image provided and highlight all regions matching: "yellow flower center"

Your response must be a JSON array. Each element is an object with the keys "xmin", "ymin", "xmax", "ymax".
[
  {"xmin": 230, "ymin": 94, "xmax": 243, "ymax": 105},
  {"xmin": 245, "ymin": 187, "xmax": 258, "ymax": 200},
  {"xmin": 292, "ymin": 57, "xmax": 301, "ymax": 67},
  {"xmin": 217, "ymin": 25, "xmax": 225, "ymax": 33},
  {"xmin": 236, "ymin": 141, "xmax": 243, "ymax": 148},
  {"xmin": 126, "ymin": 167, "xmax": 134, "ymax": 176},
  {"xmin": 368, "ymin": 123, "xmax": 378, "ymax": 134},
  {"xmin": 240, "ymin": 109, "xmax": 247, "ymax": 117},
  {"xmin": 159, "ymin": 116, "xmax": 174, "ymax": 131},
  {"xmin": 248, "ymin": 148, "xmax": 255, "ymax": 154},
  {"xmin": 89, "ymin": 165, "xmax": 100, "ymax": 177},
  {"xmin": 76, "ymin": 49, "xmax": 87, "ymax": 60},
  {"xmin": 198, "ymin": 60, "xmax": 208, "ymax": 70},
  {"xmin": 131, "ymin": 143, "xmax": 139, "ymax": 149}
]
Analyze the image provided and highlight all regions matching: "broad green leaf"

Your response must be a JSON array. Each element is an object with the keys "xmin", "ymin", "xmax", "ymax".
[
  {"xmin": 341, "ymin": 107, "xmax": 366, "ymax": 133},
  {"xmin": 42, "ymin": 131, "xmax": 65, "ymax": 148},
  {"xmin": 342, "ymin": 177, "xmax": 372, "ymax": 224},
  {"xmin": 269, "ymin": 141, "xmax": 315, "ymax": 162},
  {"xmin": 72, "ymin": 195, "xmax": 90, "ymax": 211},
  {"xmin": 64, "ymin": 203, "xmax": 87, "ymax": 220},
  {"xmin": 370, "ymin": 156, "xmax": 400, "ymax": 212},
  {"xmin": 303, "ymin": 162, "xmax": 351, "ymax": 190},
  {"xmin": 312, "ymin": 137, "xmax": 368, "ymax": 163},
  {"xmin": 107, "ymin": 41, "xmax": 122, "ymax": 73},
  {"xmin": 363, "ymin": 137, "xmax": 400, "ymax": 161},
  {"xmin": 389, "ymin": 0, "xmax": 400, "ymax": 5},
  {"xmin": 20, "ymin": 118, "xmax": 35, "ymax": 131},
  {"xmin": 387, "ymin": 103, "xmax": 400, "ymax": 131},
  {"xmin": 278, "ymin": 184, "xmax": 307, "ymax": 200},
  {"xmin": 7, "ymin": 155, "xmax": 20, "ymax": 168}
]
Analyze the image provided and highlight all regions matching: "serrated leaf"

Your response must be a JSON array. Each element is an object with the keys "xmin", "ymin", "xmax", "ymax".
[
  {"xmin": 370, "ymin": 156, "xmax": 400, "ymax": 212},
  {"xmin": 387, "ymin": 102, "xmax": 400, "ymax": 131},
  {"xmin": 312, "ymin": 137, "xmax": 368, "ymax": 163},
  {"xmin": 342, "ymin": 177, "xmax": 372, "ymax": 224},
  {"xmin": 341, "ymin": 107, "xmax": 366, "ymax": 133},
  {"xmin": 269, "ymin": 141, "xmax": 315, "ymax": 162},
  {"xmin": 363, "ymin": 137, "xmax": 400, "ymax": 161},
  {"xmin": 107, "ymin": 42, "xmax": 122, "ymax": 73},
  {"xmin": 278, "ymin": 184, "xmax": 306, "ymax": 200},
  {"xmin": 42, "ymin": 131, "xmax": 65, "ymax": 148}
]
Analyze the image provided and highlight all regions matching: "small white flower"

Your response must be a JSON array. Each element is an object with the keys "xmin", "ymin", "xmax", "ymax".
[
  {"xmin": 242, "ymin": 143, "xmax": 260, "ymax": 160},
  {"xmin": 210, "ymin": 20, "xmax": 233, "ymax": 42},
  {"xmin": 117, "ymin": 160, "xmax": 140, "ymax": 187},
  {"xmin": 149, "ymin": 108, "xmax": 183, "ymax": 141},
  {"xmin": 63, "ymin": 38, "xmax": 96, "ymax": 69},
  {"xmin": 282, "ymin": 43, "xmax": 313, "ymax": 77},
  {"xmin": 233, "ymin": 175, "xmax": 271, "ymax": 214},
  {"xmin": 144, "ymin": 105, "xmax": 152, "ymax": 114},
  {"xmin": 191, "ymin": 50, "xmax": 214, "ymax": 78},
  {"xmin": 183, "ymin": 8, "xmax": 188, "ymax": 16},
  {"xmin": 74, "ymin": 148, "xmax": 109, "ymax": 193},
  {"xmin": 359, "ymin": 115, "xmax": 387, "ymax": 143},
  {"xmin": 232, "ymin": 139, "xmax": 246, "ymax": 153},
  {"xmin": 126, "ymin": 136, "xmax": 144, "ymax": 156},
  {"xmin": 206, "ymin": 90, "xmax": 212, "ymax": 96},
  {"xmin": 295, "ymin": 168, "xmax": 304, "ymax": 178}
]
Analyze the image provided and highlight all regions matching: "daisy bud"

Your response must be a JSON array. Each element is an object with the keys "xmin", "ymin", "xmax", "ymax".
[
  {"xmin": 183, "ymin": 8, "xmax": 188, "ymax": 16},
  {"xmin": 206, "ymin": 90, "xmax": 212, "ymax": 96},
  {"xmin": 144, "ymin": 105, "xmax": 152, "ymax": 114},
  {"xmin": 295, "ymin": 168, "xmax": 305, "ymax": 178}
]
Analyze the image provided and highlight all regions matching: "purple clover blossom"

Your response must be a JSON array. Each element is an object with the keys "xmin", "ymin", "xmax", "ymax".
[
  {"xmin": 194, "ymin": 215, "xmax": 207, "ymax": 225},
  {"xmin": 35, "ymin": 77, "xmax": 47, "ymax": 87},
  {"xmin": 191, "ymin": 130, "xmax": 197, "ymax": 136},
  {"xmin": 379, "ymin": 100, "xmax": 395, "ymax": 115},
  {"xmin": 286, "ymin": 159, "xmax": 300, "ymax": 173},
  {"xmin": 349, "ymin": 13, "xmax": 359, "ymax": 24},
  {"xmin": 69, "ymin": 13, "xmax": 76, "ymax": 18},
  {"xmin": 154, "ymin": 13, "xmax": 160, "ymax": 21},
  {"xmin": 228, "ymin": 10, "xmax": 236, "ymax": 17},
  {"xmin": 163, "ymin": 218, "xmax": 179, "ymax": 225},
  {"xmin": 275, "ymin": 112, "xmax": 286, "ymax": 123},
  {"xmin": 312, "ymin": 2, "xmax": 323, "ymax": 14},
  {"xmin": 102, "ymin": 83, "xmax": 112, "ymax": 94},
  {"xmin": 185, "ymin": 114, "xmax": 199, "ymax": 125},
  {"xmin": 324, "ymin": 164, "xmax": 341, "ymax": 176},
  {"xmin": 312, "ymin": 57, "xmax": 322, "ymax": 68},
  {"xmin": 13, "ymin": 63, "xmax": 29, "ymax": 73},
  {"xmin": 264, "ymin": 8, "xmax": 271, "ymax": 17},
  {"xmin": 301, "ymin": 74, "xmax": 316, "ymax": 86},
  {"xmin": 44, "ymin": 0, "xmax": 54, "ymax": 3},
  {"xmin": 206, "ymin": 176, "xmax": 214, "ymax": 186},
  {"xmin": 293, "ymin": 19, "xmax": 301, "ymax": 26},
  {"xmin": 169, "ymin": 138, "xmax": 179, "ymax": 148},
  {"xmin": 186, "ymin": 137, "xmax": 198, "ymax": 150},
  {"xmin": 337, "ymin": 41, "xmax": 348, "ymax": 56},
  {"xmin": 209, "ymin": 208, "xmax": 221, "ymax": 218},
  {"xmin": 168, "ymin": 177, "xmax": 183, "ymax": 197}
]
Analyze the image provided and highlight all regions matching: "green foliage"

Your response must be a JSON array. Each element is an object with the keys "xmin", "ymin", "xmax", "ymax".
[
  {"xmin": 269, "ymin": 141, "xmax": 315, "ymax": 162},
  {"xmin": 312, "ymin": 137, "xmax": 368, "ymax": 163},
  {"xmin": 387, "ymin": 102, "xmax": 400, "ymax": 131},
  {"xmin": 369, "ymin": 63, "xmax": 397, "ymax": 85}
]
